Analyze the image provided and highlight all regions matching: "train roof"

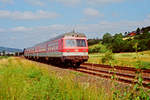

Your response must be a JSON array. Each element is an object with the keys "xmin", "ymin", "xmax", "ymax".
[
  {"xmin": 33, "ymin": 32, "xmax": 86, "ymax": 47},
  {"xmin": 52, "ymin": 32, "xmax": 86, "ymax": 40}
]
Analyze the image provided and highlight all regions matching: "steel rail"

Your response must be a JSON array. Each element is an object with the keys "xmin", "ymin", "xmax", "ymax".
[{"xmin": 69, "ymin": 64, "xmax": 150, "ymax": 89}]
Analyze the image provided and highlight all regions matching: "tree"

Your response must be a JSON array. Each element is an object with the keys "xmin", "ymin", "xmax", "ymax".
[
  {"xmin": 102, "ymin": 33, "xmax": 113, "ymax": 44},
  {"xmin": 2, "ymin": 50, "xmax": 5, "ymax": 56},
  {"xmin": 136, "ymin": 27, "xmax": 140, "ymax": 35},
  {"xmin": 148, "ymin": 39, "xmax": 150, "ymax": 49},
  {"xmin": 88, "ymin": 39, "xmax": 101, "ymax": 46},
  {"xmin": 112, "ymin": 33, "xmax": 126, "ymax": 52}
]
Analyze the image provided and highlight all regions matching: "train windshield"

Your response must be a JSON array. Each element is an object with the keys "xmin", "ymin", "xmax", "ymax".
[
  {"xmin": 65, "ymin": 39, "xmax": 86, "ymax": 47},
  {"xmin": 76, "ymin": 39, "xmax": 86, "ymax": 47}
]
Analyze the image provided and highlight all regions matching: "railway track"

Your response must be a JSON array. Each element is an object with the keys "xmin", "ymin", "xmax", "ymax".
[
  {"xmin": 23, "ymin": 57, "xmax": 150, "ymax": 88},
  {"xmin": 69, "ymin": 63, "xmax": 150, "ymax": 89}
]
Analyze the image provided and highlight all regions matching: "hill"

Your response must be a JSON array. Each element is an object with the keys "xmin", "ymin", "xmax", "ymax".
[{"xmin": 0, "ymin": 47, "xmax": 22, "ymax": 52}]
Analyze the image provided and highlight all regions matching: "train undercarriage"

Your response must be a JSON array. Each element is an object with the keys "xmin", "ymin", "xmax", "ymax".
[{"xmin": 25, "ymin": 56, "xmax": 88, "ymax": 67}]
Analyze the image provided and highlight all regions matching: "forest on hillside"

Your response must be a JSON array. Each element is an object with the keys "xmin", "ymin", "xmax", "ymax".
[{"xmin": 88, "ymin": 26, "xmax": 150, "ymax": 53}]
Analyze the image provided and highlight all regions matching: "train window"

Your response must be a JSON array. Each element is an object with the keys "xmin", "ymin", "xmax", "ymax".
[
  {"xmin": 48, "ymin": 44, "xmax": 51, "ymax": 47},
  {"xmin": 76, "ymin": 39, "xmax": 86, "ymax": 47},
  {"xmin": 65, "ymin": 39, "xmax": 76, "ymax": 47}
]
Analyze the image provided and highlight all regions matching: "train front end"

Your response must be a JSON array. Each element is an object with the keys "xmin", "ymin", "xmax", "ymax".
[{"xmin": 61, "ymin": 33, "xmax": 88, "ymax": 67}]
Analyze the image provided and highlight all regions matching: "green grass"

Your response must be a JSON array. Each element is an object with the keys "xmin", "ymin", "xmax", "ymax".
[
  {"xmin": 87, "ymin": 51, "xmax": 150, "ymax": 68},
  {"xmin": 0, "ymin": 57, "xmax": 150, "ymax": 99},
  {"xmin": 0, "ymin": 57, "xmax": 110, "ymax": 100},
  {"xmin": 0, "ymin": 56, "xmax": 9, "ymax": 59}
]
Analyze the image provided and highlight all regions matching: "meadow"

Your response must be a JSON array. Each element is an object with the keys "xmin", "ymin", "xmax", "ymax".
[
  {"xmin": 0, "ymin": 56, "xmax": 9, "ymax": 59},
  {"xmin": 0, "ymin": 57, "xmax": 110, "ymax": 100},
  {"xmin": 0, "ymin": 57, "xmax": 149, "ymax": 100},
  {"xmin": 87, "ymin": 50, "xmax": 150, "ymax": 69}
]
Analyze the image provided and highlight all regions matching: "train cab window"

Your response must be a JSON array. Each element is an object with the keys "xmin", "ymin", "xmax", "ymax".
[
  {"xmin": 65, "ymin": 39, "xmax": 76, "ymax": 47},
  {"xmin": 76, "ymin": 39, "xmax": 86, "ymax": 47}
]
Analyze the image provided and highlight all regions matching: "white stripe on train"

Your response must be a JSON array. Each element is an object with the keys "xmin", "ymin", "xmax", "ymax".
[{"xmin": 25, "ymin": 52, "xmax": 88, "ymax": 57}]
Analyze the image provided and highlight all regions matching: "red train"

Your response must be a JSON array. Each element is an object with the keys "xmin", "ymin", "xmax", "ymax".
[{"xmin": 24, "ymin": 32, "xmax": 89, "ymax": 67}]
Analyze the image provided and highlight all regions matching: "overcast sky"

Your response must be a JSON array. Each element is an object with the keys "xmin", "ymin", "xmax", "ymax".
[{"xmin": 0, "ymin": 0, "xmax": 150, "ymax": 49}]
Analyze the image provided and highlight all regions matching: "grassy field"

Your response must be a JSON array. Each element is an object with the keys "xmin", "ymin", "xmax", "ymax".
[
  {"xmin": 87, "ymin": 51, "xmax": 150, "ymax": 68},
  {"xmin": 0, "ymin": 57, "xmax": 111, "ymax": 100},
  {"xmin": 0, "ymin": 57, "xmax": 149, "ymax": 99},
  {"xmin": 0, "ymin": 56, "xmax": 9, "ymax": 59}
]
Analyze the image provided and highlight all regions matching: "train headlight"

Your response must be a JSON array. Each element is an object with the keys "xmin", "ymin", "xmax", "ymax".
[
  {"xmin": 66, "ymin": 50, "xmax": 70, "ymax": 52},
  {"xmin": 75, "ymin": 49, "xmax": 78, "ymax": 52},
  {"xmin": 83, "ymin": 50, "xmax": 86, "ymax": 52}
]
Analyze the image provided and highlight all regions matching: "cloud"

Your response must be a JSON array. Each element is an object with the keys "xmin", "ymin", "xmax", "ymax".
[
  {"xmin": 0, "ymin": 28, "xmax": 5, "ymax": 32},
  {"xmin": 47, "ymin": 0, "xmax": 123, "ymax": 6},
  {"xmin": 83, "ymin": 8, "xmax": 103, "ymax": 17},
  {"xmin": 0, "ymin": 0, "xmax": 13, "ymax": 4},
  {"xmin": 0, "ymin": 10, "xmax": 60, "ymax": 20},
  {"xmin": 51, "ymin": 0, "xmax": 81, "ymax": 6},
  {"xmin": 10, "ymin": 26, "xmax": 33, "ymax": 32},
  {"xmin": 148, "ymin": 14, "xmax": 150, "ymax": 18},
  {"xmin": 25, "ymin": 0, "xmax": 45, "ymax": 6},
  {"xmin": 87, "ymin": 0, "xmax": 124, "ymax": 5},
  {"xmin": 0, "ymin": 0, "xmax": 125, "ymax": 7},
  {"xmin": 0, "ymin": 19, "xmax": 150, "ymax": 48},
  {"xmin": 1, "ymin": 19, "xmax": 150, "ymax": 35},
  {"xmin": 3, "ymin": 19, "xmax": 150, "ymax": 35}
]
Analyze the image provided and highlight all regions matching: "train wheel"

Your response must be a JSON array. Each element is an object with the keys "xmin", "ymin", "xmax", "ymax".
[{"xmin": 75, "ymin": 62, "xmax": 80, "ymax": 68}]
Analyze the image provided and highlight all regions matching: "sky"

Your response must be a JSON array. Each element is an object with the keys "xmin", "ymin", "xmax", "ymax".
[{"xmin": 0, "ymin": 0, "xmax": 150, "ymax": 49}]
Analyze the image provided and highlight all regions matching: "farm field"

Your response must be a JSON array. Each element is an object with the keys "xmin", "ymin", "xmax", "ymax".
[
  {"xmin": 87, "ymin": 50, "xmax": 150, "ymax": 69},
  {"xmin": 0, "ymin": 57, "xmax": 111, "ymax": 100}
]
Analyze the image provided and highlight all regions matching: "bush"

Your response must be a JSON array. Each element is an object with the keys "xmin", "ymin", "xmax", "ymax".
[{"xmin": 89, "ymin": 42, "xmax": 110, "ymax": 53}]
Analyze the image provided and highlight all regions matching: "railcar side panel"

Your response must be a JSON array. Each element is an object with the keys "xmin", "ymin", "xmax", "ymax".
[{"xmin": 24, "ymin": 32, "xmax": 89, "ymax": 67}]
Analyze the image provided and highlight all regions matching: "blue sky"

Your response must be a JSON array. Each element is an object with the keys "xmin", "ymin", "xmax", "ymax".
[{"xmin": 0, "ymin": 0, "xmax": 150, "ymax": 49}]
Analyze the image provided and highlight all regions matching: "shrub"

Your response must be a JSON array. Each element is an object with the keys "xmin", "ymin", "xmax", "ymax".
[{"xmin": 89, "ymin": 42, "xmax": 110, "ymax": 53}]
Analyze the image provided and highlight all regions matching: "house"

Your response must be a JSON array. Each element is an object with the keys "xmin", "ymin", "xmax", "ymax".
[
  {"xmin": 128, "ymin": 32, "xmax": 136, "ymax": 36},
  {"xmin": 123, "ymin": 32, "xmax": 136, "ymax": 40}
]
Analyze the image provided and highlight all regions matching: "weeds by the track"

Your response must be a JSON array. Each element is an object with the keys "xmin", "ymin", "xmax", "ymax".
[
  {"xmin": 101, "ymin": 43, "xmax": 150, "ymax": 100},
  {"xmin": 0, "ymin": 56, "xmax": 9, "ymax": 59},
  {"xmin": 126, "ymin": 43, "xmax": 150, "ymax": 99},
  {"xmin": 0, "ymin": 57, "xmax": 109, "ymax": 100}
]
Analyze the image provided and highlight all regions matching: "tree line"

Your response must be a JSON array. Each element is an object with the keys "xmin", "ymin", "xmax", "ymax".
[{"xmin": 88, "ymin": 26, "xmax": 150, "ymax": 53}]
